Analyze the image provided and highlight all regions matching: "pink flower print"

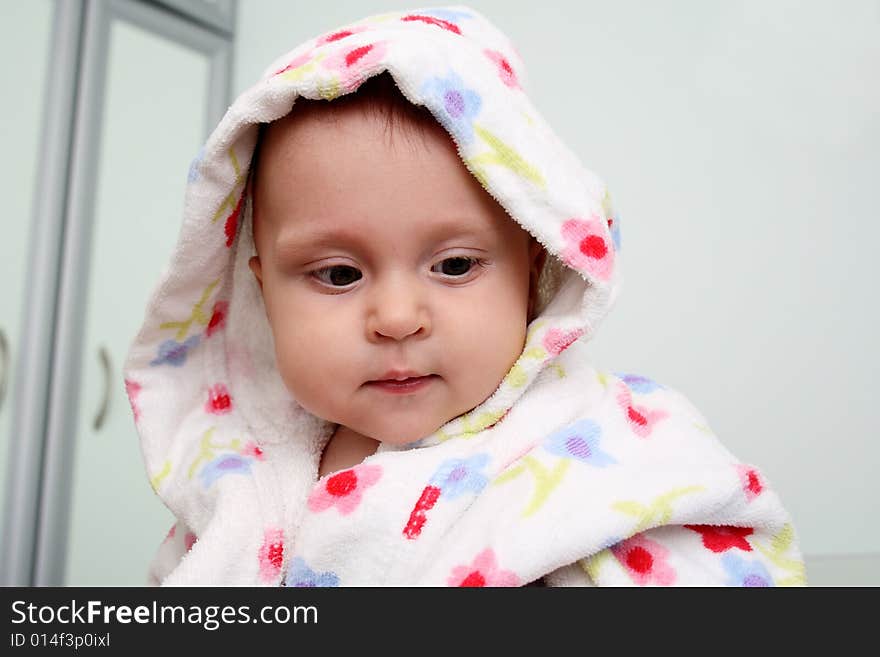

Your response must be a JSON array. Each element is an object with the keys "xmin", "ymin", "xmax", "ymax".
[
  {"xmin": 736, "ymin": 464, "xmax": 764, "ymax": 501},
  {"xmin": 258, "ymin": 528, "xmax": 285, "ymax": 584},
  {"xmin": 163, "ymin": 523, "xmax": 176, "ymax": 543},
  {"xmin": 483, "ymin": 49, "xmax": 520, "ymax": 88},
  {"xmin": 184, "ymin": 531, "xmax": 197, "ymax": 553},
  {"xmin": 240, "ymin": 441, "xmax": 264, "ymax": 460},
  {"xmin": 448, "ymin": 548, "xmax": 520, "ymax": 587},
  {"xmin": 321, "ymin": 41, "xmax": 388, "ymax": 94},
  {"xmin": 611, "ymin": 534, "xmax": 676, "ymax": 586},
  {"xmin": 205, "ymin": 383, "xmax": 232, "ymax": 415},
  {"xmin": 560, "ymin": 215, "xmax": 615, "ymax": 282},
  {"xmin": 616, "ymin": 383, "xmax": 668, "ymax": 438},
  {"xmin": 273, "ymin": 50, "xmax": 314, "ymax": 77},
  {"xmin": 308, "ymin": 464, "xmax": 382, "ymax": 515},
  {"xmin": 542, "ymin": 327, "xmax": 585, "ymax": 356},
  {"xmin": 205, "ymin": 300, "xmax": 228, "ymax": 337},
  {"xmin": 124, "ymin": 379, "xmax": 142, "ymax": 423},
  {"xmin": 401, "ymin": 14, "xmax": 462, "ymax": 35}
]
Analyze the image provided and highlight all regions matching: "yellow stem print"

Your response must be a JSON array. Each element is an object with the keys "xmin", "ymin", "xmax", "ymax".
[
  {"xmin": 187, "ymin": 427, "xmax": 242, "ymax": 480},
  {"xmin": 612, "ymin": 486, "xmax": 704, "ymax": 533},
  {"xmin": 159, "ymin": 279, "xmax": 220, "ymax": 341},
  {"xmin": 461, "ymin": 408, "xmax": 508, "ymax": 438},
  {"xmin": 468, "ymin": 125, "xmax": 546, "ymax": 189},
  {"xmin": 752, "ymin": 524, "xmax": 807, "ymax": 586},
  {"xmin": 211, "ymin": 148, "xmax": 245, "ymax": 224},
  {"xmin": 493, "ymin": 455, "xmax": 571, "ymax": 518},
  {"xmin": 581, "ymin": 551, "xmax": 612, "ymax": 583},
  {"xmin": 279, "ymin": 52, "xmax": 326, "ymax": 83},
  {"xmin": 150, "ymin": 460, "xmax": 171, "ymax": 493}
]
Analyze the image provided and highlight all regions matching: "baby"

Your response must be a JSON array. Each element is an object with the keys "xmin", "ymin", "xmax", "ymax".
[
  {"xmin": 126, "ymin": 6, "xmax": 806, "ymax": 586},
  {"xmin": 247, "ymin": 72, "xmax": 546, "ymax": 480}
]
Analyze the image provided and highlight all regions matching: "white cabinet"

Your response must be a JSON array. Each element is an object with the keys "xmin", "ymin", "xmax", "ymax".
[{"xmin": 0, "ymin": 0, "xmax": 234, "ymax": 586}]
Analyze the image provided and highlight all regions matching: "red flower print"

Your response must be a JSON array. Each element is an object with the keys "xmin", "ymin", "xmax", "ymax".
[
  {"xmin": 308, "ymin": 464, "xmax": 382, "ymax": 515},
  {"xmin": 611, "ymin": 534, "xmax": 676, "ymax": 586},
  {"xmin": 403, "ymin": 485, "xmax": 441, "ymax": 539},
  {"xmin": 484, "ymin": 49, "xmax": 520, "ymax": 88},
  {"xmin": 206, "ymin": 300, "xmax": 228, "ymax": 337},
  {"xmin": 124, "ymin": 379, "xmax": 142, "ymax": 423},
  {"xmin": 321, "ymin": 41, "xmax": 388, "ymax": 94},
  {"xmin": 685, "ymin": 525, "xmax": 754, "ymax": 553},
  {"xmin": 616, "ymin": 382, "xmax": 668, "ymax": 438},
  {"xmin": 163, "ymin": 523, "xmax": 176, "ymax": 542},
  {"xmin": 316, "ymin": 25, "xmax": 368, "ymax": 46},
  {"xmin": 205, "ymin": 383, "xmax": 232, "ymax": 414},
  {"xmin": 258, "ymin": 528, "xmax": 285, "ymax": 584},
  {"xmin": 401, "ymin": 14, "xmax": 461, "ymax": 35},
  {"xmin": 560, "ymin": 215, "xmax": 615, "ymax": 281},
  {"xmin": 448, "ymin": 548, "xmax": 520, "ymax": 587},
  {"xmin": 184, "ymin": 531, "xmax": 197, "ymax": 552},
  {"xmin": 224, "ymin": 191, "xmax": 244, "ymax": 247},
  {"xmin": 736, "ymin": 464, "xmax": 764, "ymax": 501}
]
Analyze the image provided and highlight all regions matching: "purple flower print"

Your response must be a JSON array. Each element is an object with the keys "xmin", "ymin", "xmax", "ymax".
[
  {"xmin": 721, "ymin": 554, "xmax": 775, "ymax": 587},
  {"xmin": 420, "ymin": 71, "xmax": 482, "ymax": 144},
  {"xmin": 613, "ymin": 373, "xmax": 663, "ymax": 394},
  {"xmin": 543, "ymin": 419, "xmax": 616, "ymax": 467},
  {"xmin": 150, "ymin": 336, "xmax": 200, "ymax": 367},
  {"xmin": 199, "ymin": 454, "xmax": 253, "ymax": 489},
  {"xmin": 429, "ymin": 453, "xmax": 490, "ymax": 500},
  {"xmin": 284, "ymin": 557, "xmax": 340, "ymax": 587}
]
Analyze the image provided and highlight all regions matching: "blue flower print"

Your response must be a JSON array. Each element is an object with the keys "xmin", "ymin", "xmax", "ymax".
[
  {"xmin": 284, "ymin": 557, "xmax": 340, "ymax": 587},
  {"xmin": 609, "ymin": 213, "xmax": 622, "ymax": 252},
  {"xmin": 420, "ymin": 70, "xmax": 482, "ymax": 144},
  {"xmin": 429, "ymin": 453, "xmax": 490, "ymax": 500},
  {"xmin": 543, "ymin": 419, "xmax": 616, "ymax": 467},
  {"xmin": 721, "ymin": 554, "xmax": 775, "ymax": 587},
  {"xmin": 199, "ymin": 453, "xmax": 253, "ymax": 489},
  {"xmin": 613, "ymin": 373, "xmax": 662, "ymax": 394},
  {"xmin": 187, "ymin": 146, "xmax": 205, "ymax": 182},
  {"xmin": 150, "ymin": 336, "xmax": 200, "ymax": 367}
]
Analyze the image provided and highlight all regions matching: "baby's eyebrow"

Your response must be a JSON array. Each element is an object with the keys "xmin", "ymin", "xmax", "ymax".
[{"xmin": 274, "ymin": 219, "xmax": 493, "ymax": 256}]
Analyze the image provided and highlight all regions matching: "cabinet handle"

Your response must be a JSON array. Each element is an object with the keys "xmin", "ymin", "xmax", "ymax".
[
  {"xmin": 93, "ymin": 345, "xmax": 112, "ymax": 432},
  {"xmin": 0, "ymin": 328, "xmax": 7, "ymax": 414}
]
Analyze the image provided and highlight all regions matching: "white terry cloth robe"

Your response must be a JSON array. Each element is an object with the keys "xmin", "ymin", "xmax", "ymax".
[{"xmin": 124, "ymin": 5, "xmax": 807, "ymax": 587}]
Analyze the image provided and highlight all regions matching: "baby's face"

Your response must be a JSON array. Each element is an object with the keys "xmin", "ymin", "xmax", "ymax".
[{"xmin": 250, "ymin": 101, "xmax": 543, "ymax": 446}]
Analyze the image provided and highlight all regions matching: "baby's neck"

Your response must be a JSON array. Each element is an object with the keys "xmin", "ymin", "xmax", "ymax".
[{"xmin": 318, "ymin": 425, "xmax": 380, "ymax": 479}]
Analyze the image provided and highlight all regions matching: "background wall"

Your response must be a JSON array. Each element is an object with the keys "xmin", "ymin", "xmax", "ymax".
[{"xmin": 233, "ymin": 0, "xmax": 879, "ymax": 583}]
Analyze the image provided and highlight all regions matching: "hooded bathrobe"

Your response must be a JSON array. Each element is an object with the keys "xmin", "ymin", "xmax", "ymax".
[{"xmin": 124, "ymin": 5, "xmax": 806, "ymax": 587}]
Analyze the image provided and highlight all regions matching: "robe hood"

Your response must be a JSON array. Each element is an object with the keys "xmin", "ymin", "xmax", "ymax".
[{"xmin": 124, "ymin": 5, "xmax": 804, "ymax": 586}]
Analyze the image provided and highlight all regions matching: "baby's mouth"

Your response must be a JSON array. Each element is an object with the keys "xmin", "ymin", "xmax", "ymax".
[{"xmin": 366, "ymin": 374, "xmax": 439, "ymax": 393}]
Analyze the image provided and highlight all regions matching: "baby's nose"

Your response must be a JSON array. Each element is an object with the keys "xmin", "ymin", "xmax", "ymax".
[{"xmin": 367, "ymin": 275, "xmax": 431, "ymax": 341}]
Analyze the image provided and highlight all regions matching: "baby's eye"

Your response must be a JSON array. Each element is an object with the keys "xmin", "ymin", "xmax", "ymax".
[
  {"xmin": 432, "ymin": 256, "xmax": 480, "ymax": 277},
  {"xmin": 312, "ymin": 265, "xmax": 363, "ymax": 287}
]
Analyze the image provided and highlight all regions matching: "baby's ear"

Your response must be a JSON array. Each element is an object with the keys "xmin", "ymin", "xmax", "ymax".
[{"xmin": 248, "ymin": 256, "xmax": 264, "ymax": 291}]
